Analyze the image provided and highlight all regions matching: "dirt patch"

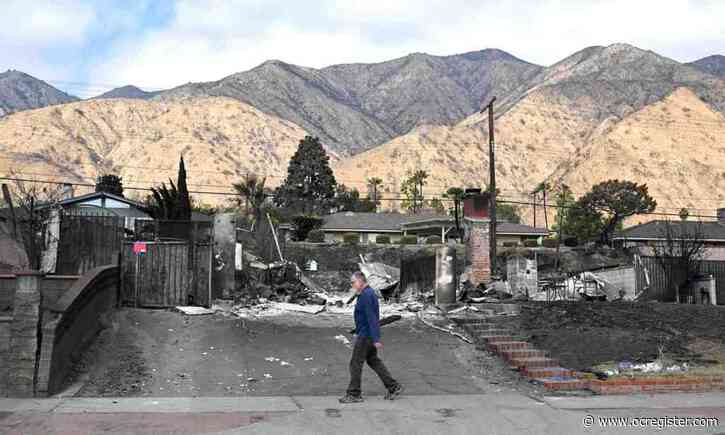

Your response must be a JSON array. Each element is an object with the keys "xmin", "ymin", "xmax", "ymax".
[
  {"xmin": 70, "ymin": 313, "xmax": 152, "ymax": 397},
  {"xmin": 516, "ymin": 301, "xmax": 725, "ymax": 371}
]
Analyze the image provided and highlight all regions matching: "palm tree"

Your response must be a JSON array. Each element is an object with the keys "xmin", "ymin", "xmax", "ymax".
[
  {"xmin": 412, "ymin": 170, "xmax": 429, "ymax": 212},
  {"xmin": 233, "ymin": 174, "xmax": 268, "ymax": 218},
  {"xmin": 534, "ymin": 181, "xmax": 552, "ymax": 230},
  {"xmin": 367, "ymin": 177, "xmax": 383, "ymax": 210},
  {"xmin": 444, "ymin": 187, "xmax": 465, "ymax": 238}
]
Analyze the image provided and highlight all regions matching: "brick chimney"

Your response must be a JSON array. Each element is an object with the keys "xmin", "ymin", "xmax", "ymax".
[{"xmin": 463, "ymin": 189, "xmax": 491, "ymax": 285}]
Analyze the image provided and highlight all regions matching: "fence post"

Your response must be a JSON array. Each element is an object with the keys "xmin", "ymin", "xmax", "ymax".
[{"xmin": 435, "ymin": 246, "xmax": 456, "ymax": 305}]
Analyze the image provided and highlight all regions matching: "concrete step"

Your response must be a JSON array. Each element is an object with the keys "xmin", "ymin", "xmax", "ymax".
[
  {"xmin": 489, "ymin": 341, "xmax": 532, "ymax": 352},
  {"xmin": 510, "ymin": 357, "xmax": 559, "ymax": 370},
  {"xmin": 500, "ymin": 349, "xmax": 546, "ymax": 361},
  {"xmin": 521, "ymin": 367, "xmax": 574, "ymax": 379},
  {"xmin": 450, "ymin": 318, "xmax": 489, "ymax": 325},
  {"xmin": 472, "ymin": 329, "xmax": 512, "ymax": 337},
  {"xmin": 536, "ymin": 377, "xmax": 588, "ymax": 391},
  {"xmin": 480, "ymin": 335, "xmax": 515, "ymax": 344}
]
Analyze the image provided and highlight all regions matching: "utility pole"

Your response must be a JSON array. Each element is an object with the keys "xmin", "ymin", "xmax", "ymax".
[
  {"xmin": 482, "ymin": 97, "xmax": 497, "ymax": 277},
  {"xmin": 532, "ymin": 192, "xmax": 537, "ymax": 227}
]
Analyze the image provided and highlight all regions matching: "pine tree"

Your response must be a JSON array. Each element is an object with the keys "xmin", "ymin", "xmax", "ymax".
[
  {"xmin": 274, "ymin": 136, "xmax": 337, "ymax": 214},
  {"xmin": 95, "ymin": 174, "xmax": 124, "ymax": 197},
  {"xmin": 177, "ymin": 156, "xmax": 191, "ymax": 220}
]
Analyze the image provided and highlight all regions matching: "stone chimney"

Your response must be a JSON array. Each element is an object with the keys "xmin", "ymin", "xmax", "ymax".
[{"xmin": 463, "ymin": 189, "xmax": 491, "ymax": 286}]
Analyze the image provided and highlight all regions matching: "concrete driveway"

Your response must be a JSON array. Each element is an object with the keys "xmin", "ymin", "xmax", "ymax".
[{"xmin": 69, "ymin": 308, "xmax": 532, "ymax": 398}]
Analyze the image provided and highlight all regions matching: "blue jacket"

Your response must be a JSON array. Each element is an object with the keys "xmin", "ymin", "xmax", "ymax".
[{"xmin": 354, "ymin": 286, "xmax": 381, "ymax": 343}]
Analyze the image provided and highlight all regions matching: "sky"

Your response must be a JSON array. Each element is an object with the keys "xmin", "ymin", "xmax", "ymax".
[{"xmin": 2, "ymin": 0, "xmax": 724, "ymax": 98}]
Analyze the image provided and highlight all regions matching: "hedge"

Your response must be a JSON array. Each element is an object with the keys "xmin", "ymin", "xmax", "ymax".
[
  {"xmin": 343, "ymin": 233, "xmax": 360, "ymax": 245},
  {"xmin": 375, "ymin": 235, "xmax": 391, "ymax": 244},
  {"xmin": 307, "ymin": 229, "xmax": 325, "ymax": 243},
  {"xmin": 542, "ymin": 238, "xmax": 558, "ymax": 248},
  {"xmin": 426, "ymin": 235, "xmax": 442, "ymax": 244},
  {"xmin": 291, "ymin": 215, "xmax": 323, "ymax": 241},
  {"xmin": 400, "ymin": 235, "xmax": 418, "ymax": 245}
]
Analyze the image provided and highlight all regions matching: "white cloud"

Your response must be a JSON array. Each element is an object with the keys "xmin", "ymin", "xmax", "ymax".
[
  {"xmin": 0, "ymin": 0, "xmax": 95, "ymax": 44},
  {"xmin": 8, "ymin": 0, "xmax": 725, "ymax": 91}
]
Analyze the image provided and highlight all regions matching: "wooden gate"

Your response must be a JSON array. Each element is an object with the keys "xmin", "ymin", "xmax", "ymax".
[{"xmin": 121, "ymin": 240, "xmax": 213, "ymax": 307}]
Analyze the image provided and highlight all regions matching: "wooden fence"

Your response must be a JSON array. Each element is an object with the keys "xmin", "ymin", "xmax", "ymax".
[
  {"xmin": 120, "ymin": 240, "xmax": 212, "ymax": 308},
  {"xmin": 56, "ymin": 211, "xmax": 124, "ymax": 275},
  {"xmin": 636, "ymin": 256, "xmax": 725, "ymax": 304}
]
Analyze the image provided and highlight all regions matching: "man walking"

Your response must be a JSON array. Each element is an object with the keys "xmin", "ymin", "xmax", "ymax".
[{"xmin": 339, "ymin": 271, "xmax": 403, "ymax": 403}]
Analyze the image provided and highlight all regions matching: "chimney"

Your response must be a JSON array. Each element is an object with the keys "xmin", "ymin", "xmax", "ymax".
[
  {"xmin": 718, "ymin": 208, "xmax": 725, "ymax": 224},
  {"xmin": 463, "ymin": 189, "xmax": 491, "ymax": 286},
  {"xmin": 61, "ymin": 183, "xmax": 74, "ymax": 200}
]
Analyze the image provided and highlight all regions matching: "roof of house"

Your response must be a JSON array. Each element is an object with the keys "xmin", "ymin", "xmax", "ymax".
[
  {"xmin": 614, "ymin": 220, "xmax": 725, "ymax": 241},
  {"xmin": 57, "ymin": 191, "xmax": 145, "ymax": 209},
  {"xmin": 322, "ymin": 212, "xmax": 429, "ymax": 232},
  {"xmin": 321, "ymin": 212, "xmax": 549, "ymax": 235}
]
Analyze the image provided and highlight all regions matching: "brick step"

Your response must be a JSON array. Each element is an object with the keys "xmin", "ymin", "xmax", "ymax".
[
  {"xmin": 500, "ymin": 349, "xmax": 546, "ymax": 361},
  {"xmin": 521, "ymin": 366, "xmax": 574, "ymax": 379},
  {"xmin": 536, "ymin": 377, "xmax": 588, "ymax": 391},
  {"xmin": 489, "ymin": 341, "xmax": 532, "ymax": 352},
  {"xmin": 510, "ymin": 357, "xmax": 559, "ymax": 369}
]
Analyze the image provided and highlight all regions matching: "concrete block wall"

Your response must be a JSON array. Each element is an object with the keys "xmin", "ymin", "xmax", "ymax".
[
  {"xmin": 0, "ymin": 267, "xmax": 116, "ymax": 397},
  {"xmin": 5, "ymin": 273, "xmax": 43, "ymax": 397},
  {"xmin": 37, "ymin": 266, "xmax": 118, "ymax": 396}
]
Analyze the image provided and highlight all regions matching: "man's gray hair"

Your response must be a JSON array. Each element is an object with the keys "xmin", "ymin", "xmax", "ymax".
[{"xmin": 351, "ymin": 271, "xmax": 367, "ymax": 282}]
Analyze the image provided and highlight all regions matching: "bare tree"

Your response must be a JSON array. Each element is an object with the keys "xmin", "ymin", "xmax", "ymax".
[
  {"xmin": 3, "ymin": 175, "xmax": 65, "ymax": 270},
  {"xmin": 651, "ymin": 220, "xmax": 707, "ymax": 303}
]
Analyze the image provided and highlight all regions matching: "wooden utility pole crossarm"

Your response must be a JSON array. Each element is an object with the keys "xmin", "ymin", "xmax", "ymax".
[{"xmin": 482, "ymin": 97, "xmax": 497, "ymax": 277}]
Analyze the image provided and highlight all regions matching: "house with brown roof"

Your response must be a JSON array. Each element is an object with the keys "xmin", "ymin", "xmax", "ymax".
[
  {"xmin": 613, "ymin": 216, "xmax": 725, "ymax": 261},
  {"xmin": 319, "ymin": 212, "xmax": 549, "ymax": 244}
]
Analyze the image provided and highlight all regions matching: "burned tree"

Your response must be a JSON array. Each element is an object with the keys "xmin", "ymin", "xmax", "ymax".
[{"xmin": 651, "ymin": 220, "xmax": 707, "ymax": 303}]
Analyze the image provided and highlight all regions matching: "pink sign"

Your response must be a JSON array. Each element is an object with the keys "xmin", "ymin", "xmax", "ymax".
[{"xmin": 133, "ymin": 242, "xmax": 147, "ymax": 255}]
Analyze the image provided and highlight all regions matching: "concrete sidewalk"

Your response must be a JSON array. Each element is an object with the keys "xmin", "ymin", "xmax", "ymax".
[{"xmin": 1, "ymin": 393, "xmax": 724, "ymax": 434}]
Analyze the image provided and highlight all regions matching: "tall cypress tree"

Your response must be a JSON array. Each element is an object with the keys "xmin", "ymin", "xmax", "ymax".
[
  {"xmin": 274, "ymin": 136, "xmax": 337, "ymax": 213},
  {"xmin": 177, "ymin": 156, "xmax": 192, "ymax": 220}
]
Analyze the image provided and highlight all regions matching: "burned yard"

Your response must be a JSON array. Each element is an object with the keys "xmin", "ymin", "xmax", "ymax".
[{"xmin": 516, "ymin": 301, "xmax": 725, "ymax": 373}]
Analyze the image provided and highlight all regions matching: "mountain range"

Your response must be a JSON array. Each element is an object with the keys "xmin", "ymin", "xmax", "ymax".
[
  {"xmin": 0, "ymin": 70, "xmax": 78, "ymax": 117},
  {"xmin": 1, "ymin": 43, "xmax": 725, "ymax": 223}
]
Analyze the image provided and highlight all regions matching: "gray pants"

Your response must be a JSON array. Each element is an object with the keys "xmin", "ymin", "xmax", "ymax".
[{"xmin": 346, "ymin": 336, "xmax": 397, "ymax": 396}]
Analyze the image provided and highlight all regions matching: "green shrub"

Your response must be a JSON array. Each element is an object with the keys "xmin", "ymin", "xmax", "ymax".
[
  {"xmin": 400, "ymin": 235, "xmax": 418, "ymax": 245},
  {"xmin": 343, "ymin": 233, "xmax": 359, "ymax": 245},
  {"xmin": 375, "ymin": 235, "xmax": 391, "ymax": 244},
  {"xmin": 523, "ymin": 240, "xmax": 538, "ymax": 248},
  {"xmin": 542, "ymin": 238, "xmax": 558, "ymax": 248},
  {"xmin": 307, "ymin": 229, "xmax": 325, "ymax": 243},
  {"xmin": 426, "ymin": 235, "xmax": 442, "ymax": 244},
  {"xmin": 291, "ymin": 215, "xmax": 323, "ymax": 241}
]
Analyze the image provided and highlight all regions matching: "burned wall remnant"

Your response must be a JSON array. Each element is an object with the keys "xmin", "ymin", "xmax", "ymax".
[{"xmin": 506, "ymin": 254, "xmax": 537, "ymax": 297}]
